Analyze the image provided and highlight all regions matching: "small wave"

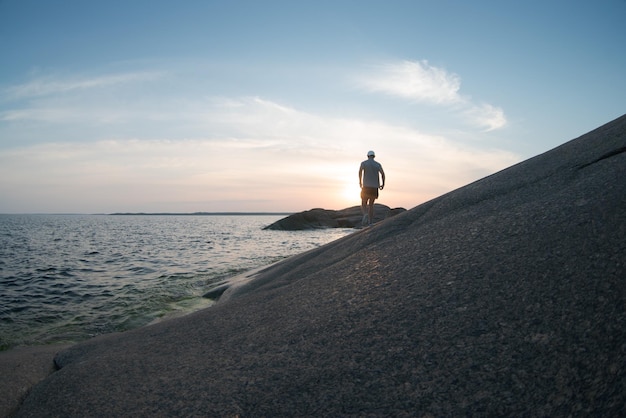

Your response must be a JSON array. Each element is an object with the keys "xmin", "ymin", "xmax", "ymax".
[
  {"xmin": 35, "ymin": 267, "xmax": 57, "ymax": 273},
  {"xmin": 138, "ymin": 266, "xmax": 158, "ymax": 274}
]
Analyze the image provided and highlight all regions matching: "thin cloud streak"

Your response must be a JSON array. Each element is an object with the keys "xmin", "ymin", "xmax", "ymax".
[
  {"xmin": 2, "ymin": 64, "xmax": 506, "ymax": 132},
  {"xmin": 3, "ymin": 71, "xmax": 165, "ymax": 100}
]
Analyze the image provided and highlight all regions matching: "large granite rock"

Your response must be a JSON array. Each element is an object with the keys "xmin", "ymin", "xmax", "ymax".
[
  {"xmin": 13, "ymin": 114, "xmax": 626, "ymax": 417},
  {"xmin": 0, "ymin": 345, "xmax": 70, "ymax": 418},
  {"xmin": 263, "ymin": 204, "xmax": 406, "ymax": 230}
]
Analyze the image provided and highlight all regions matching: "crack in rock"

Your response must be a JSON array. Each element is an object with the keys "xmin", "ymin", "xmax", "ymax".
[{"xmin": 578, "ymin": 146, "xmax": 626, "ymax": 169}]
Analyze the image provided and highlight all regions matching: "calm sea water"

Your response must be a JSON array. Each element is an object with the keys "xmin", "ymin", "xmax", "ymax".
[{"xmin": 0, "ymin": 214, "xmax": 354, "ymax": 349}]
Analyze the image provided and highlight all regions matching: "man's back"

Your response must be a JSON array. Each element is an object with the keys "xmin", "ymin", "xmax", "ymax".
[{"xmin": 360, "ymin": 159, "xmax": 383, "ymax": 188}]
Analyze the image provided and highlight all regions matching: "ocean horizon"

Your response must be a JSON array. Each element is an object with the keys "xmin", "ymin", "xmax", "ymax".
[{"xmin": 1, "ymin": 212, "xmax": 295, "ymax": 216}]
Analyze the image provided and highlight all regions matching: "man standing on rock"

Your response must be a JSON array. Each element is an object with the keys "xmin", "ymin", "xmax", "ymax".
[{"xmin": 359, "ymin": 150, "xmax": 385, "ymax": 226}]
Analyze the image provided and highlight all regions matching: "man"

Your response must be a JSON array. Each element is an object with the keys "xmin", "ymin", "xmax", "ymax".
[{"xmin": 359, "ymin": 150, "xmax": 385, "ymax": 226}]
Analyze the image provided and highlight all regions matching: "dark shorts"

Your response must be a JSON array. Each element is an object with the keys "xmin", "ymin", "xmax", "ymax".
[{"xmin": 361, "ymin": 187, "xmax": 379, "ymax": 200}]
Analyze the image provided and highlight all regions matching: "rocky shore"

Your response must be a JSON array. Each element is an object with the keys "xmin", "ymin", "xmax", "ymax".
[
  {"xmin": 3, "ymin": 114, "xmax": 625, "ymax": 417},
  {"xmin": 263, "ymin": 204, "xmax": 406, "ymax": 230}
]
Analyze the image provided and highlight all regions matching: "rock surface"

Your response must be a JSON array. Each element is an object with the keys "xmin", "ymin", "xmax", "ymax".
[
  {"xmin": 12, "ymin": 114, "xmax": 626, "ymax": 417},
  {"xmin": 0, "ymin": 345, "xmax": 69, "ymax": 418},
  {"xmin": 263, "ymin": 204, "xmax": 406, "ymax": 230}
]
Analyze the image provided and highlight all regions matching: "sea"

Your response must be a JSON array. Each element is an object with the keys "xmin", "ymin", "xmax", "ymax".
[{"xmin": 0, "ymin": 214, "xmax": 354, "ymax": 350}]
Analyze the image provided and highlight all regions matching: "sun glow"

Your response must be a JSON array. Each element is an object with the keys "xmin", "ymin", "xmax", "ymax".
[{"xmin": 337, "ymin": 183, "xmax": 361, "ymax": 208}]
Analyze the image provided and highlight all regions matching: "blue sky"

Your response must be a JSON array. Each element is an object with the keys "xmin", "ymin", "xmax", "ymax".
[{"xmin": 1, "ymin": 0, "xmax": 624, "ymax": 213}]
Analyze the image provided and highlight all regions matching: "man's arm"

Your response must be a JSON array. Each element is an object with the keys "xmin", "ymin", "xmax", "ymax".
[
  {"xmin": 379, "ymin": 167, "xmax": 385, "ymax": 190},
  {"xmin": 359, "ymin": 165, "xmax": 363, "ymax": 188}
]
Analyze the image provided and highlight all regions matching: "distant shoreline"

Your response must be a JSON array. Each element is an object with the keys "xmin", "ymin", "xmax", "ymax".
[
  {"xmin": 1, "ymin": 212, "xmax": 293, "ymax": 216},
  {"xmin": 109, "ymin": 212, "xmax": 293, "ymax": 216}
]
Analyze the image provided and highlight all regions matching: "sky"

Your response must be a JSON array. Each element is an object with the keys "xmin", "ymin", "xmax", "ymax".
[{"xmin": 1, "ymin": 0, "xmax": 624, "ymax": 214}]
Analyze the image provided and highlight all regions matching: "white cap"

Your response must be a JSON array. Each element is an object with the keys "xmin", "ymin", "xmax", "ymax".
[{"xmin": 367, "ymin": 150, "xmax": 375, "ymax": 157}]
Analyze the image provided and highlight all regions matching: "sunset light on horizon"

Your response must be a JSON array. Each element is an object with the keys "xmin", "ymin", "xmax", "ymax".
[{"xmin": 1, "ymin": 1, "xmax": 624, "ymax": 213}]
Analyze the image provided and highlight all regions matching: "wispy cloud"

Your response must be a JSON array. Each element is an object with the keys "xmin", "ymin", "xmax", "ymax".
[
  {"xmin": 3, "ymin": 71, "xmax": 164, "ymax": 100},
  {"xmin": 358, "ymin": 60, "xmax": 507, "ymax": 131},
  {"xmin": 358, "ymin": 60, "xmax": 462, "ymax": 104},
  {"xmin": 464, "ymin": 103, "xmax": 507, "ymax": 132}
]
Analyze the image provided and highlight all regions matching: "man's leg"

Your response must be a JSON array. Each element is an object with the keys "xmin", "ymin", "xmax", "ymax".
[
  {"xmin": 368, "ymin": 198, "xmax": 375, "ymax": 225},
  {"xmin": 361, "ymin": 197, "xmax": 369, "ymax": 226}
]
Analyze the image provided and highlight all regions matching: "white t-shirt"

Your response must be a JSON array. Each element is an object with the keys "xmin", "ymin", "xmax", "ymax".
[{"xmin": 360, "ymin": 159, "xmax": 383, "ymax": 188}]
